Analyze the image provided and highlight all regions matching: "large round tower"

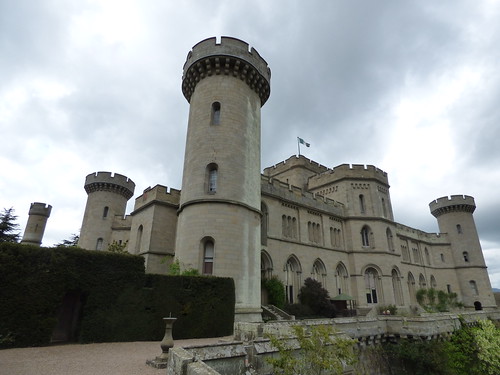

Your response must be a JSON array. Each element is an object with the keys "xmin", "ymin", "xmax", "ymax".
[
  {"xmin": 78, "ymin": 172, "xmax": 135, "ymax": 251},
  {"xmin": 175, "ymin": 37, "xmax": 271, "ymax": 322},
  {"xmin": 21, "ymin": 202, "xmax": 52, "ymax": 246},
  {"xmin": 430, "ymin": 195, "xmax": 496, "ymax": 309}
]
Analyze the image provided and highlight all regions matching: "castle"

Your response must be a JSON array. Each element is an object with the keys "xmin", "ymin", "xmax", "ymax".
[{"xmin": 70, "ymin": 37, "xmax": 496, "ymax": 321}]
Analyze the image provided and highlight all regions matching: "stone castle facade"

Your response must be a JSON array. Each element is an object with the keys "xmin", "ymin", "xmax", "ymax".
[{"xmin": 76, "ymin": 37, "xmax": 497, "ymax": 321}]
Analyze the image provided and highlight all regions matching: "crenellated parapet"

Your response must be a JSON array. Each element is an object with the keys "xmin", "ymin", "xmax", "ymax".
[
  {"xmin": 261, "ymin": 175, "xmax": 344, "ymax": 216},
  {"xmin": 430, "ymin": 195, "xmax": 476, "ymax": 218},
  {"xmin": 263, "ymin": 155, "xmax": 329, "ymax": 177},
  {"xmin": 308, "ymin": 163, "xmax": 389, "ymax": 189},
  {"xmin": 84, "ymin": 172, "xmax": 135, "ymax": 200},
  {"xmin": 133, "ymin": 184, "xmax": 181, "ymax": 211},
  {"xmin": 182, "ymin": 36, "xmax": 271, "ymax": 105},
  {"xmin": 28, "ymin": 202, "xmax": 52, "ymax": 217}
]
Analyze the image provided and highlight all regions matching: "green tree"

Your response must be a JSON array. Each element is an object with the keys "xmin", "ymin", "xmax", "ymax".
[
  {"xmin": 266, "ymin": 324, "xmax": 356, "ymax": 375},
  {"xmin": 0, "ymin": 208, "xmax": 20, "ymax": 243},
  {"xmin": 298, "ymin": 277, "xmax": 335, "ymax": 317},
  {"xmin": 107, "ymin": 240, "xmax": 128, "ymax": 253},
  {"xmin": 262, "ymin": 276, "xmax": 286, "ymax": 309},
  {"xmin": 55, "ymin": 233, "xmax": 80, "ymax": 247}
]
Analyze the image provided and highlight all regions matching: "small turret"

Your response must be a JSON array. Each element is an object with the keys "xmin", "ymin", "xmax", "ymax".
[
  {"xmin": 78, "ymin": 172, "xmax": 135, "ymax": 251},
  {"xmin": 21, "ymin": 202, "xmax": 52, "ymax": 246},
  {"xmin": 429, "ymin": 195, "xmax": 496, "ymax": 309}
]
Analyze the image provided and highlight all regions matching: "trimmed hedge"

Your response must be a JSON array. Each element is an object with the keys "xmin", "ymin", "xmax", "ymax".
[{"xmin": 0, "ymin": 243, "xmax": 234, "ymax": 348}]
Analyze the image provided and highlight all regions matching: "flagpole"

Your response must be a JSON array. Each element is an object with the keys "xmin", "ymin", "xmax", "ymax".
[{"xmin": 297, "ymin": 137, "xmax": 301, "ymax": 156}]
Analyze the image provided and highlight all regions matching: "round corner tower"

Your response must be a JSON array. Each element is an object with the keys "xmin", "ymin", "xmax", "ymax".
[
  {"xmin": 21, "ymin": 202, "xmax": 52, "ymax": 246},
  {"xmin": 78, "ymin": 172, "xmax": 135, "ymax": 251},
  {"xmin": 175, "ymin": 36, "xmax": 271, "ymax": 322},
  {"xmin": 430, "ymin": 195, "xmax": 496, "ymax": 309}
]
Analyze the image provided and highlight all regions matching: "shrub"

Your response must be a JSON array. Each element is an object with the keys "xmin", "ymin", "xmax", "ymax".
[
  {"xmin": 298, "ymin": 278, "xmax": 333, "ymax": 317},
  {"xmin": 262, "ymin": 276, "xmax": 286, "ymax": 309}
]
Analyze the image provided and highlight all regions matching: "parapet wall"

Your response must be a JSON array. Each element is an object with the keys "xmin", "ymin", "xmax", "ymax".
[
  {"xmin": 182, "ymin": 36, "xmax": 271, "ymax": 105},
  {"xmin": 395, "ymin": 223, "xmax": 447, "ymax": 244},
  {"xmin": 308, "ymin": 163, "xmax": 389, "ymax": 189},
  {"xmin": 263, "ymin": 155, "xmax": 329, "ymax": 178},
  {"xmin": 133, "ymin": 184, "xmax": 181, "ymax": 211},
  {"xmin": 261, "ymin": 175, "xmax": 344, "ymax": 216},
  {"xmin": 28, "ymin": 202, "xmax": 52, "ymax": 217},
  {"xmin": 430, "ymin": 195, "xmax": 476, "ymax": 218},
  {"xmin": 84, "ymin": 172, "xmax": 135, "ymax": 200}
]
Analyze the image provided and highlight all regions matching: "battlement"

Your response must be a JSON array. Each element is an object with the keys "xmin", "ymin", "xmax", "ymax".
[
  {"xmin": 84, "ymin": 172, "xmax": 135, "ymax": 200},
  {"xmin": 28, "ymin": 202, "xmax": 52, "ymax": 217},
  {"xmin": 182, "ymin": 36, "xmax": 271, "ymax": 105},
  {"xmin": 133, "ymin": 184, "xmax": 181, "ymax": 211},
  {"xmin": 395, "ymin": 223, "xmax": 446, "ymax": 244},
  {"xmin": 261, "ymin": 175, "xmax": 344, "ymax": 216},
  {"xmin": 308, "ymin": 163, "xmax": 389, "ymax": 189},
  {"xmin": 263, "ymin": 155, "xmax": 329, "ymax": 177},
  {"xmin": 430, "ymin": 195, "xmax": 476, "ymax": 218}
]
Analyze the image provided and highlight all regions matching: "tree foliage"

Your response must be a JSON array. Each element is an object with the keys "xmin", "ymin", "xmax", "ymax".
[
  {"xmin": 262, "ymin": 276, "xmax": 286, "ymax": 309},
  {"xmin": 266, "ymin": 324, "xmax": 356, "ymax": 375},
  {"xmin": 298, "ymin": 277, "xmax": 336, "ymax": 317},
  {"xmin": 0, "ymin": 208, "xmax": 20, "ymax": 243},
  {"xmin": 55, "ymin": 233, "xmax": 80, "ymax": 247},
  {"xmin": 416, "ymin": 288, "xmax": 463, "ymax": 312},
  {"xmin": 107, "ymin": 240, "xmax": 128, "ymax": 253}
]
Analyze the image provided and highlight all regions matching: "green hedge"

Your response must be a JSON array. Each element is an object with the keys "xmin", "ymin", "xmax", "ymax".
[{"xmin": 0, "ymin": 243, "xmax": 234, "ymax": 348}]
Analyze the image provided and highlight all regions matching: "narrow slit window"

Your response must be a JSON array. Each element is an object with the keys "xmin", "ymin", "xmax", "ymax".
[
  {"xmin": 203, "ymin": 240, "xmax": 214, "ymax": 275},
  {"xmin": 207, "ymin": 164, "xmax": 218, "ymax": 193},
  {"xmin": 211, "ymin": 102, "xmax": 221, "ymax": 125},
  {"xmin": 359, "ymin": 194, "xmax": 366, "ymax": 213},
  {"xmin": 103, "ymin": 206, "xmax": 109, "ymax": 218}
]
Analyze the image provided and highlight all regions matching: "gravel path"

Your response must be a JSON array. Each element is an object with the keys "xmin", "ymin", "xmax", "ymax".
[{"xmin": 0, "ymin": 336, "xmax": 233, "ymax": 375}]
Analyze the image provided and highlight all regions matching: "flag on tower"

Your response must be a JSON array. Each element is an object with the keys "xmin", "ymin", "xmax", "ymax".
[{"xmin": 297, "ymin": 137, "xmax": 310, "ymax": 147}]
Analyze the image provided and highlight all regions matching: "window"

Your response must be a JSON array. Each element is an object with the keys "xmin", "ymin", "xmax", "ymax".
[
  {"xmin": 456, "ymin": 224, "xmax": 462, "ymax": 234},
  {"xmin": 311, "ymin": 259, "xmax": 327, "ymax": 288},
  {"xmin": 96, "ymin": 238, "xmax": 103, "ymax": 251},
  {"xmin": 440, "ymin": 253, "xmax": 445, "ymax": 262},
  {"xmin": 386, "ymin": 228, "xmax": 394, "ymax": 252},
  {"xmin": 285, "ymin": 256, "xmax": 301, "ymax": 304},
  {"xmin": 103, "ymin": 206, "xmax": 109, "ymax": 218},
  {"xmin": 364, "ymin": 268, "xmax": 379, "ymax": 304},
  {"xmin": 446, "ymin": 284, "xmax": 452, "ymax": 293},
  {"xmin": 261, "ymin": 251, "xmax": 273, "ymax": 280},
  {"xmin": 425, "ymin": 248, "xmax": 431, "ymax": 265},
  {"xmin": 430, "ymin": 275, "xmax": 437, "ymax": 289},
  {"xmin": 408, "ymin": 272, "xmax": 417, "ymax": 304},
  {"xmin": 359, "ymin": 194, "xmax": 366, "ymax": 213},
  {"xmin": 135, "ymin": 225, "xmax": 143, "ymax": 253},
  {"xmin": 382, "ymin": 198, "xmax": 388, "ymax": 218},
  {"xmin": 335, "ymin": 263, "xmax": 349, "ymax": 296},
  {"xmin": 211, "ymin": 102, "xmax": 221, "ymax": 125},
  {"xmin": 419, "ymin": 274, "xmax": 427, "ymax": 289},
  {"xmin": 203, "ymin": 240, "xmax": 214, "ymax": 275},
  {"xmin": 207, "ymin": 164, "xmax": 218, "ymax": 193},
  {"xmin": 470, "ymin": 280, "xmax": 478, "ymax": 295},
  {"xmin": 361, "ymin": 226, "xmax": 370, "ymax": 247},
  {"xmin": 463, "ymin": 251, "xmax": 469, "ymax": 262},
  {"xmin": 392, "ymin": 269, "xmax": 404, "ymax": 306}
]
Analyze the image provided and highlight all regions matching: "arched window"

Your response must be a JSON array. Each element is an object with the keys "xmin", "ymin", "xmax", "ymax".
[
  {"xmin": 261, "ymin": 203, "xmax": 268, "ymax": 246},
  {"xmin": 135, "ymin": 225, "xmax": 143, "ymax": 253},
  {"xmin": 96, "ymin": 237, "xmax": 103, "ymax": 251},
  {"xmin": 463, "ymin": 251, "xmax": 469, "ymax": 262},
  {"xmin": 456, "ymin": 224, "xmax": 462, "ymax": 234},
  {"xmin": 408, "ymin": 272, "xmax": 417, "ymax": 304},
  {"xmin": 285, "ymin": 256, "xmax": 302, "ymax": 304},
  {"xmin": 359, "ymin": 194, "xmax": 366, "ymax": 213},
  {"xmin": 364, "ymin": 267, "xmax": 380, "ymax": 304},
  {"xmin": 203, "ymin": 240, "xmax": 214, "ymax": 275},
  {"xmin": 392, "ymin": 269, "xmax": 404, "ymax": 306},
  {"xmin": 386, "ymin": 228, "xmax": 394, "ymax": 252},
  {"xmin": 361, "ymin": 226, "xmax": 370, "ymax": 247},
  {"xmin": 211, "ymin": 102, "xmax": 221, "ymax": 125},
  {"xmin": 335, "ymin": 263, "xmax": 349, "ymax": 296},
  {"xmin": 282, "ymin": 215, "xmax": 287, "ymax": 237},
  {"xmin": 103, "ymin": 206, "xmax": 109, "ymax": 218},
  {"xmin": 469, "ymin": 280, "xmax": 478, "ymax": 295},
  {"xmin": 261, "ymin": 251, "xmax": 273, "ymax": 280},
  {"xmin": 430, "ymin": 275, "xmax": 437, "ymax": 289},
  {"xmin": 292, "ymin": 217, "xmax": 297, "ymax": 239},
  {"xmin": 381, "ymin": 198, "xmax": 388, "ymax": 218},
  {"xmin": 311, "ymin": 259, "xmax": 327, "ymax": 288},
  {"xmin": 207, "ymin": 164, "xmax": 218, "ymax": 193},
  {"xmin": 425, "ymin": 248, "xmax": 431, "ymax": 265},
  {"xmin": 419, "ymin": 274, "xmax": 427, "ymax": 289}
]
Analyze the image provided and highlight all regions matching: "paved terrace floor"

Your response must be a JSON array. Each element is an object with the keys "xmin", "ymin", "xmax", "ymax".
[{"xmin": 0, "ymin": 336, "xmax": 233, "ymax": 375}]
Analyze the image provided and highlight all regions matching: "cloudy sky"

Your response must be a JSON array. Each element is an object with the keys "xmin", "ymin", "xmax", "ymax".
[{"xmin": 1, "ymin": 1, "xmax": 499, "ymax": 287}]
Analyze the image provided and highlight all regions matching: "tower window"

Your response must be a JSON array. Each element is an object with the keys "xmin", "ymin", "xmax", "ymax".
[
  {"xmin": 463, "ymin": 251, "xmax": 469, "ymax": 262},
  {"xmin": 211, "ymin": 102, "xmax": 221, "ymax": 125},
  {"xmin": 203, "ymin": 240, "xmax": 214, "ymax": 275},
  {"xmin": 207, "ymin": 164, "xmax": 218, "ymax": 193},
  {"xmin": 103, "ymin": 206, "xmax": 109, "ymax": 218},
  {"xmin": 456, "ymin": 224, "xmax": 462, "ymax": 234},
  {"xmin": 469, "ymin": 280, "xmax": 478, "ymax": 295},
  {"xmin": 96, "ymin": 238, "xmax": 103, "ymax": 251},
  {"xmin": 359, "ymin": 194, "xmax": 366, "ymax": 213},
  {"xmin": 361, "ymin": 226, "xmax": 370, "ymax": 247}
]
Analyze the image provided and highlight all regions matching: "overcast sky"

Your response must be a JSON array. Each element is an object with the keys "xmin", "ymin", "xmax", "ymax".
[{"xmin": 1, "ymin": 0, "xmax": 499, "ymax": 288}]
